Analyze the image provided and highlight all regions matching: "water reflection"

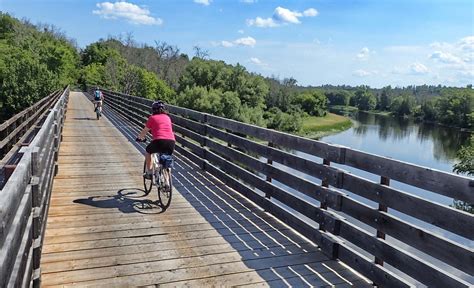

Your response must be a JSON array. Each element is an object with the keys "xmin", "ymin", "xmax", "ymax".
[{"xmin": 325, "ymin": 111, "xmax": 471, "ymax": 165}]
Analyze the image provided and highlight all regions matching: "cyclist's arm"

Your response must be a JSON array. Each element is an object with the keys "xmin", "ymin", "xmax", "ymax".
[{"xmin": 137, "ymin": 126, "xmax": 150, "ymax": 140}]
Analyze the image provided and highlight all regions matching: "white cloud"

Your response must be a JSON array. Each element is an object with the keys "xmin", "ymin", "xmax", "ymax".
[
  {"xmin": 221, "ymin": 41, "xmax": 234, "ymax": 47},
  {"xmin": 391, "ymin": 62, "xmax": 429, "ymax": 75},
  {"xmin": 273, "ymin": 6, "xmax": 302, "ymax": 24},
  {"xmin": 221, "ymin": 36, "xmax": 256, "ymax": 47},
  {"xmin": 240, "ymin": 0, "xmax": 256, "ymax": 3},
  {"xmin": 352, "ymin": 69, "xmax": 378, "ymax": 77},
  {"xmin": 410, "ymin": 62, "xmax": 429, "ymax": 74},
  {"xmin": 238, "ymin": 29, "xmax": 244, "ymax": 34},
  {"xmin": 194, "ymin": 0, "xmax": 211, "ymax": 6},
  {"xmin": 246, "ymin": 17, "xmax": 278, "ymax": 28},
  {"xmin": 458, "ymin": 36, "xmax": 474, "ymax": 52},
  {"xmin": 234, "ymin": 36, "xmax": 256, "ymax": 47},
  {"xmin": 384, "ymin": 45, "xmax": 423, "ymax": 53},
  {"xmin": 356, "ymin": 47, "xmax": 371, "ymax": 60},
  {"xmin": 429, "ymin": 51, "xmax": 462, "ymax": 64},
  {"xmin": 249, "ymin": 57, "xmax": 270, "ymax": 69},
  {"xmin": 247, "ymin": 6, "xmax": 318, "ymax": 28},
  {"xmin": 303, "ymin": 8, "xmax": 318, "ymax": 17},
  {"xmin": 93, "ymin": 1, "xmax": 162, "ymax": 25},
  {"xmin": 353, "ymin": 70, "xmax": 370, "ymax": 77}
]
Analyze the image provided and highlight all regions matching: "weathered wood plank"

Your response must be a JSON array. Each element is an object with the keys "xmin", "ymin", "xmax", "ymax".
[
  {"xmin": 339, "ymin": 221, "xmax": 471, "ymax": 288},
  {"xmin": 344, "ymin": 149, "xmax": 474, "ymax": 204}
]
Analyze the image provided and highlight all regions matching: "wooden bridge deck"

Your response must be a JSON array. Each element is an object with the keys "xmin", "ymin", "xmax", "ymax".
[{"xmin": 41, "ymin": 92, "xmax": 370, "ymax": 287}]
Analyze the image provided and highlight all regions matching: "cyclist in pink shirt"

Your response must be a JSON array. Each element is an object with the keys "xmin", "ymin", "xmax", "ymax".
[{"xmin": 137, "ymin": 101, "xmax": 175, "ymax": 179}]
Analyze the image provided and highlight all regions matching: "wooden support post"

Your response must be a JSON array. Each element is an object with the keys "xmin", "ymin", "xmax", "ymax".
[
  {"xmin": 265, "ymin": 142, "xmax": 274, "ymax": 199},
  {"xmin": 53, "ymin": 120, "xmax": 59, "ymax": 176},
  {"xmin": 321, "ymin": 159, "xmax": 330, "ymax": 209},
  {"xmin": 4, "ymin": 164, "xmax": 17, "ymax": 183},
  {"xmin": 375, "ymin": 175, "xmax": 390, "ymax": 266},
  {"xmin": 200, "ymin": 114, "xmax": 208, "ymax": 171},
  {"xmin": 226, "ymin": 129, "xmax": 232, "ymax": 148},
  {"xmin": 319, "ymin": 158, "xmax": 331, "ymax": 232},
  {"xmin": 31, "ymin": 147, "xmax": 42, "ymax": 288}
]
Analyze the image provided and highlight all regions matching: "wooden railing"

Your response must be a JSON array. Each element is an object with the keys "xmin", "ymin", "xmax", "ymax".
[
  {"xmin": 99, "ymin": 88, "xmax": 473, "ymax": 287},
  {"xmin": 0, "ymin": 90, "xmax": 63, "ymax": 187},
  {"xmin": 0, "ymin": 87, "xmax": 69, "ymax": 288}
]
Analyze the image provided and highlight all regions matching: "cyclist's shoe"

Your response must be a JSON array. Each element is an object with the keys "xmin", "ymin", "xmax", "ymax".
[{"xmin": 143, "ymin": 171, "xmax": 153, "ymax": 180}]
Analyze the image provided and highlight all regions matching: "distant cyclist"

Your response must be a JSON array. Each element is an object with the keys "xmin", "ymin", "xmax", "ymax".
[
  {"xmin": 93, "ymin": 87, "xmax": 104, "ymax": 114},
  {"xmin": 136, "ymin": 101, "xmax": 176, "ymax": 180}
]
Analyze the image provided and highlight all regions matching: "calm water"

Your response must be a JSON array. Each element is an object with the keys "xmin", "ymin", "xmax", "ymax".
[
  {"xmin": 270, "ymin": 112, "xmax": 472, "ymax": 250},
  {"xmin": 321, "ymin": 112, "xmax": 472, "ymax": 174}
]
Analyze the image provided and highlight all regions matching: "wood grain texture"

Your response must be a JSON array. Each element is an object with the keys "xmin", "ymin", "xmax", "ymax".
[{"xmin": 41, "ymin": 92, "xmax": 365, "ymax": 287}]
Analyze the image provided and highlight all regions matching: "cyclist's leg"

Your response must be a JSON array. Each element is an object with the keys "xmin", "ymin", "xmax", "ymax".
[
  {"xmin": 145, "ymin": 152, "xmax": 152, "ymax": 171},
  {"xmin": 144, "ymin": 140, "xmax": 160, "ymax": 177},
  {"xmin": 157, "ymin": 140, "xmax": 175, "ymax": 188}
]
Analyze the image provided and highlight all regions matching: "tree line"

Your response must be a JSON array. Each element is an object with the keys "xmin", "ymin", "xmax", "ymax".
[
  {"xmin": 322, "ymin": 86, "xmax": 473, "ymax": 129},
  {"xmin": 1, "ymin": 13, "xmax": 472, "ymax": 133},
  {"xmin": 0, "ymin": 13, "xmax": 79, "ymax": 119}
]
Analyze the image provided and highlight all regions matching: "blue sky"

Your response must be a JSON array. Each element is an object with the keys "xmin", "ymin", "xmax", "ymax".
[{"xmin": 1, "ymin": 0, "xmax": 473, "ymax": 87}]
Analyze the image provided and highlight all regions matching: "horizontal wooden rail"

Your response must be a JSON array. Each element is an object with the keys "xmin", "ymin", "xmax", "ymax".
[
  {"xmin": 0, "ymin": 90, "xmax": 62, "ymax": 162},
  {"xmin": 0, "ymin": 86, "xmax": 69, "ymax": 288},
  {"xmin": 98, "ymin": 87, "xmax": 473, "ymax": 287}
]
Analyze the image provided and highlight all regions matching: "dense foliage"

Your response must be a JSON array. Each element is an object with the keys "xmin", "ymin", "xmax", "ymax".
[
  {"xmin": 1, "ymin": 14, "xmax": 471, "ymax": 133},
  {"xmin": 452, "ymin": 135, "xmax": 473, "ymax": 213},
  {"xmin": 0, "ymin": 13, "xmax": 79, "ymax": 119},
  {"xmin": 320, "ymin": 84, "xmax": 473, "ymax": 129}
]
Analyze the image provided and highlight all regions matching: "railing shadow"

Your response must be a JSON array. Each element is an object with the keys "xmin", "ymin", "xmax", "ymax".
[
  {"xmin": 99, "ymin": 103, "xmax": 363, "ymax": 287},
  {"xmin": 72, "ymin": 117, "xmax": 96, "ymax": 121}
]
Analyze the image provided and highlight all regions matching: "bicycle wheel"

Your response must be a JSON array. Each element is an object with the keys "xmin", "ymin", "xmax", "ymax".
[
  {"xmin": 143, "ymin": 160, "xmax": 153, "ymax": 195},
  {"xmin": 157, "ymin": 168, "xmax": 172, "ymax": 209}
]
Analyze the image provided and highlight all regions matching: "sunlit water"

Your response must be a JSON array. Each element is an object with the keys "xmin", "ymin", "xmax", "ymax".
[{"xmin": 270, "ymin": 112, "xmax": 472, "ymax": 254}]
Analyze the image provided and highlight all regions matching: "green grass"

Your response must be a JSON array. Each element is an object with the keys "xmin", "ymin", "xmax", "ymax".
[{"xmin": 300, "ymin": 113, "xmax": 352, "ymax": 139}]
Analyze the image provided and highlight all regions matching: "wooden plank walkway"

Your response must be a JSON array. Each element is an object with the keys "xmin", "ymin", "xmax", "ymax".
[{"xmin": 41, "ymin": 92, "xmax": 371, "ymax": 287}]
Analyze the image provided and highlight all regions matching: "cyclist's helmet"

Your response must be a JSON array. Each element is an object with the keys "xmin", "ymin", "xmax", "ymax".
[{"xmin": 152, "ymin": 101, "xmax": 165, "ymax": 114}]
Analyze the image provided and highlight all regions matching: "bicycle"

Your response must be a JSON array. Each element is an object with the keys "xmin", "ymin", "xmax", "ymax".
[
  {"xmin": 94, "ymin": 101, "xmax": 102, "ymax": 120},
  {"xmin": 136, "ymin": 138, "xmax": 173, "ymax": 209}
]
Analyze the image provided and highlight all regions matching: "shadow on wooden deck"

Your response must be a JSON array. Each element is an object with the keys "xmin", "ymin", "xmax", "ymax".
[
  {"xmin": 72, "ymin": 188, "xmax": 164, "ymax": 214},
  {"xmin": 80, "ymin": 103, "xmax": 370, "ymax": 287}
]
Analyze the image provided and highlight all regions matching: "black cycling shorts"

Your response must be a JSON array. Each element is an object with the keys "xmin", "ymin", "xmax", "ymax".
[{"xmin": 146, "ymin": 139, "xmax": 175, "ymax": 155}]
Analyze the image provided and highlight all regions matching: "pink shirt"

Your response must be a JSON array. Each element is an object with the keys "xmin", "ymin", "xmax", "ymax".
[{"xmin": 146, "ymin": 114, "xmax": 175, "ymax": 141}]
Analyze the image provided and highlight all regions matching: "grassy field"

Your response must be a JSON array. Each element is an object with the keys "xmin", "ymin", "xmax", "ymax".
[{"xmin": 300, "ymin": 113, "xmax": 352, "ymax": 139}]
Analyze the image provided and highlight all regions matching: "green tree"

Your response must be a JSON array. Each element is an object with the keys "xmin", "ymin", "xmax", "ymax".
[
  {"xmin": 294, "ymin": 90, "xmax": 328, "ymax": 116},
  {"xmin": 264, "ymin": 107, "xmax": 302, "ymax": 133},
  {"xmin": 0, "ymin": 13, "xmax": 80, "ymax": 119},
  {"xmin": 435, "ymin": 89, "xmax": 473, "ymax": 128},
  {"xmin": 325, "ymin": 90, "xmax": 352, "ymax": 106},
  {"xmin": 352, "ymin": 89, "xmax": 377, "ymax": 111},
  {"xmin": 390, "ymin": 94, "xmax": 416, "ymax": 116},
  {"xmin": 379, "ymin": 86, "xmax": 392, "ymax": 111},
  {"xmin": 452, "ymin": 136, "xmax": 473, "ymax": 213}
]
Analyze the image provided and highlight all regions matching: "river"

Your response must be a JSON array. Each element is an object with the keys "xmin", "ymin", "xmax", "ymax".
[
  {"xmin": 271, "ymin": 112, "xmax": 472, "ymax": 249},
  {"xmin": 321, "ymin": 111, "xmax": 471, "ymax": 176}
]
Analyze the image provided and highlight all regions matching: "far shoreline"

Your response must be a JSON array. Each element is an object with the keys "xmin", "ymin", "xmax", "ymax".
[{"xmin": 299, "ymin": 113, "xmax": 353, "ymax": 140}]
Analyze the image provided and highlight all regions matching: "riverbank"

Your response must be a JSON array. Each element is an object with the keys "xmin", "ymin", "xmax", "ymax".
[
  {"xmin": 329, "ymin": 105, "xmax": 391, "ymax": 116},
  {"xmin": 300, "ymin": 113, "xmax": 353, "ymax": 139}
]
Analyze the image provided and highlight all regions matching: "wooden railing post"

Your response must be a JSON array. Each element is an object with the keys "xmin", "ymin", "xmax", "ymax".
[
  {"xmin": 265, "ymin": 142, "xmax": 273, "ymax": 199},
  {"xmin": 31, "ymin": 147, "xmax": 41, "ymax": 288},
  {"xmin": 200, "ymin": 114, "xmax": 208, "ymax": 170},
  {"xmin": 375, "ymin": 176, "xmax": 390, "ymax": 266},
  {"xmin": 321, "ymin": 158, "xmax": 330, "ymax": 223},
  {"xmin": 53, "ymin": 110, "xmax": 59, "ymax": 176}
]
